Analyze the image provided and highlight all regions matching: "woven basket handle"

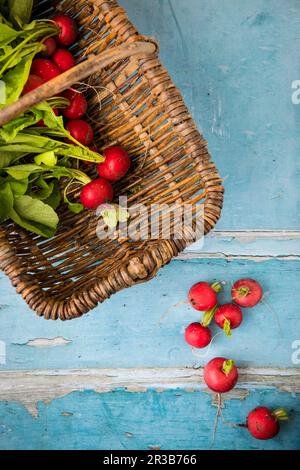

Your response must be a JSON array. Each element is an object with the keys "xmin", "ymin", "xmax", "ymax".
[{"xmin": 0, "ymin": 40, "xmax": 157, "ymax": 127}]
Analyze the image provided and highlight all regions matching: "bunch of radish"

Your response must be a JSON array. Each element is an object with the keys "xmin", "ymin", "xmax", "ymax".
[
  {"xmin": 22, "ymin": 14, "xmax": 132, "ymax": 211},
  {"xmin": 185, "ymin": 278, "xmax": 263, "ymax": 349}
]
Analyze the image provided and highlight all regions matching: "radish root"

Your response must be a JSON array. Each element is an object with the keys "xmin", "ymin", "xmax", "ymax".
[
  {"xmin": 210, "ymin": 393, "xmax": 222, "ymax": 448},
  {"xmin": 191, "ymin": 332, "xmax": 222, "ymax": 363}
]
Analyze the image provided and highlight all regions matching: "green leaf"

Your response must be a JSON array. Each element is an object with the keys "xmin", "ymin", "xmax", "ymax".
[
  {"xmin": 98, "ymin": 204, "xmax": 130, "ymax": 229},
  {"xmin": 5, "ymin": 163, "xmax": 42, "ymax": 179},
  {"xmin": 0, "ymin": 180, "xmax": 13, "ymax": 222},
  {"xmin": 63, "ymin": 180, "xmax": 84, "ymax": 214},
  {"xmin": 7, "ymin": 176, "xmax": 28, "ymax": 195},
  {"xmin": 0, "ymin": 149, "xmax": 24, "ymax": 168},
  {"xmin": 223, "ymin": 318, "xmax": 232, "ymax": 337},
  {"xmin": 0, "ymin": 113, "xmax": 40, "ymax": 141},
  {"xmin": 8, "ymin": 0, "xmax": 33, "ymax": 27},
  {"xmin": 0, "ymin": 53, "xmax": 34, "ymax": 105},
  {"xmin": 51, "ymin": 166, "xmax": 91, "ymax": 185},
  {"xmin": 222, "ymin": 359, "xmax": 235, "ymax": 376},
  {"xmin": 11, "ymin": 195, "xmax": 58, "ymax": 238},
  {"xmin": 43, "ymin": 180, "xmax": 61, "ymax": 210},
  {"xmin": 34, "ymin": 151, "xmax": 57, "ymax": 167},
  {"xmin": 0, "ymin": 77, "xmax": 5, "ymax": 104},
  {"xmin": 29, "ymin": 177, "xmax": 54, "ymax": 201},
  {"xmin": 34, "ymin": 102, "xmax": 65, "ymax": 130},
  {"xmin": 201, "ymin": 304, "xmax": 218, "ymax": 327},
  {"xmin": 0, "ymin": 22, "xmax": 20, "ymax": 46},
  {"xmin": 67, "ymin": 202, "xmax": 84, "ymax": 214}
]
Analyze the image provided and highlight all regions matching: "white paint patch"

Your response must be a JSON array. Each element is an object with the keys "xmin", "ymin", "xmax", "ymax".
[
  {"xmin": 0, "ymin": 367, "xmax": 299, "ymax": 417},
  {"xmin": 207, "ymin": 230, "xmax": 300, "ymax": 241},
  {"xmin": 24, "ymin": 337, "xmax": 72, "ymax": 348},
  {"xmin": 178, "ymin": 252, "xmax": 300, "ymax": 262},
  {"xmin": 244, "ymin": 130, "xmax": 256, "ymax": 138}
]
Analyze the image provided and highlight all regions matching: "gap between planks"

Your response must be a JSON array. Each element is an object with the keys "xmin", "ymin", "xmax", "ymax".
[
  {"xmin": 204, "ymin": 230, "xmax": 300, "ymax": 240},
  {"xmin": 0, "ymin": 367, "xmax": 299, "ymax": 417},
  {"xmin": 182, "ymin": 229, "xmax": 300, "ymax": 260}
]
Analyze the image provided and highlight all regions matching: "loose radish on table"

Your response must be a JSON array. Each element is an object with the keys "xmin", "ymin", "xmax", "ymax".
[
  {"xmin": 62, "ymin": 89, "xmax": 87, "ymax": 119},
  {"xmin": 80, "ymin": 178, "xmax": 114, "ymax": 209},
  {"xmin": 41, "ymin": 37, "xmax": 57, "ymax": 57},
  {"xmin": 52, "ymin": 48, "xmax": 75, "ymax": 72},
  {"xmin": 215, "ymin": 303, "xmax": 243, "ymax": 336},
  {"xmin": 31, "ymin": 58, "xmax": 60, "ymax": 81},
  {"xmin": 66, "ymin": 120, "xmax": 94, "ymax": 146},
  {"xmin": 204, "ymin": 357, "xmax": 238, "ymax": 393},
  {"xmin": 52, "ymin": 14, "xmax": 78, "ymax": 46},
  {"xmin": 188, "ymin": 281, "xmax": 221, "ymax": 311},
  {"xmin": 247, "ymin": 407, "xmax": 288, "ymax": 440},
  {"xmin": 232, "ymin": 278, "xmax": 263, "ymax": 308},
  {"xmin": 22, "ymin": 74, "xmax": 45, "ymax": 94},
  {"xmin": 97, "ymin": 146, "xmax": 131, "ymax": 182},
  {"xmin": 185, "ymin": 322, "xmax": 212, "ymax": 349}
]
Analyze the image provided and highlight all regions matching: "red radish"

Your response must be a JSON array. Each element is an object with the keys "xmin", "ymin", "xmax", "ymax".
[
  {"xmin": 62, "ymin": 89, "xmax": 87, "ymax": 119},
  {"xmin": 31, "ymin": 59, "xmax": 60, "ymax": 81},
  {"xmin": 232, "ymin": 278, "xmax": 263, "ymax": 308},
  {"xmin": 53, "ymin": 15, "xmax": 78, "ymax": 47},
  {"xmin": 80, "ymin": 178, "xmax": 114, "ymax": 209},
  {"xmin": 185, "ymin": 322, "xmax": 212, "ymax": 349},
  {"xmin": 97, "ymin": 146, "xmax": 131, "ymax": 182},
  {"xmin": 247, "ymin": 407, "xmax": 288, "ymax": 440},
  {"xmin": 204, "ymin": 357, "xmax": 238, "ymax": 393},
  {"xmin": 66, "ymin": 120, "xmax": 94, "ymax": 146},
  {"xmin": 37, "ymin": 108, "xmax": 59, "ymax": 127},
  {"xmin": 52, "ymin": 48, "xmax": 75, "ymax": 72},
  {"xmin": 215, "ymin": 303, "xmax": 243, "ymax": 336},
  {"xmin": 188, "ymin": 281, "xmax": 221, "ymax": 311},
  {"xmin": 41, "ymin": 37, "xmax": 57, "ymax": 57},
  {"xmin": 22, "ymin": 74, "xmax": 45, "ymax": 95}
]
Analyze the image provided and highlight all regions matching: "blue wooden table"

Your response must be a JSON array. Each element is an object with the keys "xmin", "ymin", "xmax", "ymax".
[{"xmin": 0, "ymin": 0, "xmax": 300, "ymax": 450}]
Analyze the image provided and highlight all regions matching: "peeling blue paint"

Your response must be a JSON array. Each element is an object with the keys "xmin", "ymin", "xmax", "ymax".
[{"xmin": 0, "ymin": 389, "xmax": 299, "ymax": 450}]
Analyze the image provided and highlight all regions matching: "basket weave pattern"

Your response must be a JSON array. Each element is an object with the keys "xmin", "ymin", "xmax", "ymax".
[{"xmin": 0, "ymin": 0, "xmax": 224, "ymax": 320}]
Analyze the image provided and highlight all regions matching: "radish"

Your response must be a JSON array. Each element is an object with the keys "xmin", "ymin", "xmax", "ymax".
[
  {"xmin": 62, "ymin": 89, "xmax": 87, "ymax": 119},
  {"xmin": 41, "ymin": 37, "xmax": 57, "ymax": 57},
  {"xmin": 52, "ymin": 15, "xmax": 78, "ymax": 47},
  {"xmin": 80, "ymin": 178, "xmax": 114, "ymax": 209},
  {"xmin": 188, "ymin": 281, "xmax": 221, "ymax": 311},
  {"xmin": 247, "ymin": 407, "xmax": 288, "ymax": 440},
  {"xmin": 232, "ymin": 278, "xmax": 263, "ymax": 308},
  {"xmin": 215, "ymin": 303, "xmax": 243, "ymax": 336},
  {"xmin": 66, "ymin": 120, "xmax": 94, "ymax": 146},
  {"xmin": 97, "ymin": 146, "xmax": 131, "ymax": 182},
  {"xmin": 52, "ymin": 48, "xmax": 75, "ymax": 72},
  {"xmin": 22, "ymin": 74, "xmax": 45, "ymax": 95},
  {"xmin": 204, "ymin": 357, "xmax": 238, "ymax": 393},
  {"xmin": 31, "ymin": 58, "xmax": 60, "ymax": 81},
  {"xmin": 185, "ymin": 322, "xmax": 212, "ymax": 349}
]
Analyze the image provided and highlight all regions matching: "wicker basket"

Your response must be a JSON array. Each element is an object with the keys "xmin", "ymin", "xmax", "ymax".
[{"xmin": 0, "ymin": 0, "xmax": 224, "ymax": 320}]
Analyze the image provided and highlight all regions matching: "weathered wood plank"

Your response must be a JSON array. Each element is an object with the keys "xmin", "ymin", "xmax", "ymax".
[
  {"xmin": 185, "ymin": 230, "xmax": 300, "ymax": 258},
  {"xmin": 0, "ymin": 388, "xmax": 299, "ymax": 450},
  {"xmin": 0, "ymin": 367, "xmax": 299, "ymax": 417},
  {"xmin": 120, "ymin": 0, "xmax": 300, "ymax": 231}
]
